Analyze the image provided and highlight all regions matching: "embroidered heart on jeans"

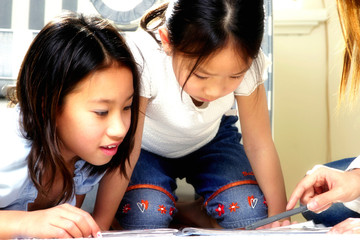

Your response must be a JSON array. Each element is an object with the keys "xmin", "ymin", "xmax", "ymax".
[
  {"xmin": 248, "ymin": 196, "xmax": 258, "ymax": 209},
  {"xmin": 137, "ymin": 200, "xmax": 149, "ymax": 213},
  {"xmin": 137, "ymin": 202, "xmax": 146, "ymax": 212}
]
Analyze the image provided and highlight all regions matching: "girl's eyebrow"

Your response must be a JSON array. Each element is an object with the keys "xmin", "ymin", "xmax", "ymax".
[
  {"xmin": 126, "ymin": 94, "xmax": 134, "ymax": 101},
  {"xmin": 90, "ymin": 99, "xmax": 113, "ymax": 104},
  {"xmin": 196, "ymin": 66, "xmax": 250, "ymax": 76},
  {"xmin": 89, "ymin": 94, "xmax": 134, "ymax": 104},
  {"xmin": 232, "ymin": 67, "xmax": 250, "ymax": 75}
]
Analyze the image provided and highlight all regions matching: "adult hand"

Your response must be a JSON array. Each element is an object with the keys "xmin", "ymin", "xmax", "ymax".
[
  {"xmin": 286, "ymin": 165, "xmax": 360, "ymax": 213},
  {"xmin": 19, "ymin": 203, "xmax": 101, "ymax": 239},
  {"xmin": 329, "ymin": 218, "xmax": 360, "ymax": 234}
]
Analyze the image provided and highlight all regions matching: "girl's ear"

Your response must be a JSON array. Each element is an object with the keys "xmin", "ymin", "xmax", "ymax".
[{"xmin": 159, "ymin": 27, "xmax": 172, "ymax": 56}]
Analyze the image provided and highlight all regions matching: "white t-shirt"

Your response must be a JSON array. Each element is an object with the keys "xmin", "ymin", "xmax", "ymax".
[{"xmin": 126, "ymin": 31, "xmax": 270, "ymax": 158}]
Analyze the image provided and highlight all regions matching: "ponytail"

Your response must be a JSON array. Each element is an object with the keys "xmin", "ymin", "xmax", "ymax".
[{"xmin": 140, "ymin": 2, "xmax": 168, "ymax": 45}]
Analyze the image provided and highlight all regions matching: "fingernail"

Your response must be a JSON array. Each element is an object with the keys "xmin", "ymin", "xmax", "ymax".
[
  {"xmin": 97, "ymin": 232, "xmax": 102, "ymax": 238},
  {"xmin": 307, "ymin": 201, "xmax": 324, "ymax": 214},
  {"xmin": 307, "ymin": 201, "xmax": 317, "ymax": 211}
]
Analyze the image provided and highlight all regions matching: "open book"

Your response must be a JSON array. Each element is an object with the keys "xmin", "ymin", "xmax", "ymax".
[{"xmin": 101, "ymin": 221, "xmax": 330, "ymax": 238}]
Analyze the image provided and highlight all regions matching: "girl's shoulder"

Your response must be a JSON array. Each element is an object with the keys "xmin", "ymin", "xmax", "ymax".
[
  {"xmin": 235, "ymin": 50, "xmax": 271, "ymax": 96},
  {"xmin": 124, "ymin": 30, "xmax": 163, "ymax": 62},
  {"xmin": 125, "ymin": 30, "xmax": 169, "ymax": 99},
  {"xmin": 0, "ymin": 106, "xmax": 30, "ymax": 168},
  {"xmin": 0, "ymin": 106, "xmax": 31, "ymax": 209}
]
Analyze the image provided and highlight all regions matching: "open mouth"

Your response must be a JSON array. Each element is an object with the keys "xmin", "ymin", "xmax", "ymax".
[
  {"xmin": 100, "ymin": 144, "xmax": 119, "ymax": 156},
  {"xmin": 103, "ymin": 145, "xmax": 117, "ymax": 149}
]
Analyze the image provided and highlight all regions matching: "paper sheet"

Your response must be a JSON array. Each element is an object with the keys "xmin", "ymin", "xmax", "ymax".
[
  {"xmin": 22, "ymin": 222, "xmax": 360, "ymax": 239},
  {"xmin": 100, "ymin": 221, "xmax": 331, "ymax": 238}
]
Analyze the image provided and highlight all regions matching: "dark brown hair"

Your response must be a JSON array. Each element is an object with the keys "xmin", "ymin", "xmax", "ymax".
[
  {"xmin": 15, "ymin": 12, "xmax": 140, "ymax": 205},
  {"xmin": 140, "ymin": 0, "xmax": 264, "ymax": 93}
]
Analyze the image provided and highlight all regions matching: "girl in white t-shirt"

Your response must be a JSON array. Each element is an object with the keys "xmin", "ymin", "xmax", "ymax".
[
  {"xmin": 116, "ymin": 0, "xmax": 287, "ymax": 229},
  {"xmin": 0, "ymin": 13, "xmax": 140, "ymax": 238}
]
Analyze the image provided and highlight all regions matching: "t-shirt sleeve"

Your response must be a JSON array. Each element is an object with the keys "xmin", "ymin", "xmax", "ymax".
[
  {"xmin": 73, "ymin": 160, "xmax": 106, "ymax": 195},
  {"xmin": 234, "ymin": 49, "xmax": 271, "ymax": 96},
  {"xmin": 0, "ymin": 107, "xmax": 30, "ymax": 208},
  {"xmin": 139, "ymin": 56, "xmax": 153, "ymax": 99},
  {"xmin": 125, "ymin": 31, "xmax": 159, "ymax": 99},
  {"xmin": 0, "ymin": 158, "xmax": 28, "ymax": 208}
]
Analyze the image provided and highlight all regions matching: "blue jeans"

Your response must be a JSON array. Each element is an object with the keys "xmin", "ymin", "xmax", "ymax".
[
  {"xmin": 116, "ymin": 115, "xmax": 268, "ymax": 229},
  {"xmin": 302, "ymin": 158, "xmax": 360, "ymax": 226}
]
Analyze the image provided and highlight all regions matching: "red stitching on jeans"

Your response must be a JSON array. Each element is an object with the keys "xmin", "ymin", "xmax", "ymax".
[
  {"xmin": 215, "ymin": 204, "xmax": 225, "ymax": 216},
  {"xmin": 263, "ymin": 196, "xmax": 268, "ymax": 207},
  {"xmin": 169, "ymin": 207, "xmax": 175, "ymax": 216},
  {"xmin": 248, "ymin": 195, "xmax": 258, "ymax": 208},
  {"xmin": 229, "ymin": 202, "xmax": 240, "ymax": 212},
  {"xmin": 158, "ymin": 205, "xmax": 167, "ymax": 214},
  {"xmin": 122, "ymin": 203, "xmax": 131, "ymax": 213},
  {"xmin": 126, "ymin": 184, "xmax": 176, "ymax": 204},
  {"xmin": 204, "ymin": 180, "xmax": 258, "ymax": 207}
]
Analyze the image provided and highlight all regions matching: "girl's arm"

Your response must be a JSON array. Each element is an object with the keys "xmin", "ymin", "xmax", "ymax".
[
  {"xmin": 91, "ymin": 97, "xmax": 148, "ymax": 230},
  {"xmin": 236, "ymin": 84, "xmax": 287, "ymax": 217},
  {"xmin": 0, "ymin": 204, "xmax": 100, "ymax": 239}
]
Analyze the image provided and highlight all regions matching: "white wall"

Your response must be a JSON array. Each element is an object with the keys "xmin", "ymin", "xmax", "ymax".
[{"xmin": 273, "ymin": 0, "xmax": 360, "ymax": 221}]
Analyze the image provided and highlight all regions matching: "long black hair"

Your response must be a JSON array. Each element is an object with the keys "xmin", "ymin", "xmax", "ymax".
[
  {"xmin": 15, "ymin": 12, "xmax": 140, "ymax": 205},
  {"xmin": 141, "ymin": 0, "xmax": 264, "ymax": 80}
]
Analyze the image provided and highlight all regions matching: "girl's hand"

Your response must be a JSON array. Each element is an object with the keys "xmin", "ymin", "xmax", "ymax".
[
  {"xmin": 287, "ymin": 166, "xmax": 360, "ymax": 213},
  {"xmin": 20, "ymin": 203, "xmax": 101, "ymax": 239},
  {"xmin": 329, "ymin": 218, "xmax": 360, "ymax": 234}
]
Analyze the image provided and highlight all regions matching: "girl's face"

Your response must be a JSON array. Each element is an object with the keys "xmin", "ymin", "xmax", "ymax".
[
  {"xmin": 56, "ymin": 65, "xmax": 134, "ymax": 166},
  {"xmin": 172, "ymin": 42, "xmax": 252, "ymax": 106}
]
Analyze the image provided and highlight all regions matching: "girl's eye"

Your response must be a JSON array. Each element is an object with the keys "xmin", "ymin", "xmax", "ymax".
[
  {"xmin": 94, "ymin": 111, "xmax": 108, "ymax": 116},
  {"xmin": 231, "ymin": 75, "xmax": 244, "ymax": 80},
  {"xmin": 193, "ymin": 73, "xmax": 208, "ymax": 80},
  {"xmin": 124, "ymin": 105, "xmax": 132, "ymax": 111}
]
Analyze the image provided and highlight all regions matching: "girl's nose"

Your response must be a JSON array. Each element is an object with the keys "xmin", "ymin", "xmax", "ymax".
[
  {"xmin": 204, "ymin": 82, "xmax": 225, "ymax": 100},
  {"xmin": 107, "ymin": 114, "xmax": 127, "ymax": 139}
]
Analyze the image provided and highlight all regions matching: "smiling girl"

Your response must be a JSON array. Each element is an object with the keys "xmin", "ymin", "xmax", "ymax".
[{"xmin": 0, "ymin": 12, "xmax": 140, "ymax": 238}]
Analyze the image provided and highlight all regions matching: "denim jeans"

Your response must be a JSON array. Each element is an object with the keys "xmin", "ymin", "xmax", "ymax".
[
  {"xmin": 116, "ymin": 115, "xmax": 268, "ymax": 229},
  {"xmin": 302, "ymin": 157, "xmax": 360, "ymax": 226}
]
